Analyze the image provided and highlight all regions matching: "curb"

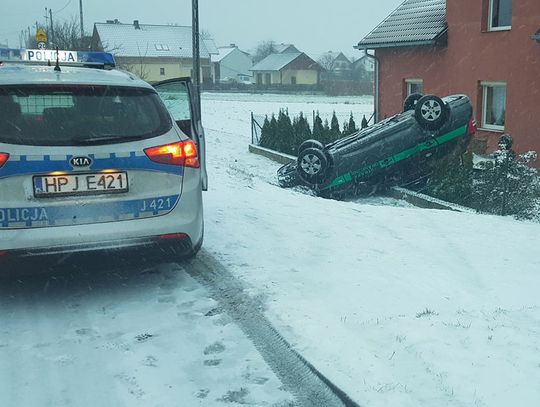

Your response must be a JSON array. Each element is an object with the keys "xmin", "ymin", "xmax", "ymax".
[
  {"xmin": 249, "ymin": 144, "xmax": 296, "ymax": 165},
  {"xmin": 385, "ymin": 187, "xmax": 473, "ymax": 213}
]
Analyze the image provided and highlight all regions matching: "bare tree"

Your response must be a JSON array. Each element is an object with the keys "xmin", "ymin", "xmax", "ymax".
[
  {"xmin": 317, "ymin": 53, "xmax": 336, "ymax": 71},
  {"xmin": 25, "ymin": 16, "xmax": 86, "ymax": 50},
  {"xmin": 253, "ymin": 40, "xmax": 277, "ymax": 64},
  {"xmin": 51, "ymin": 17, "xmax": 86, "ymax": 49}
]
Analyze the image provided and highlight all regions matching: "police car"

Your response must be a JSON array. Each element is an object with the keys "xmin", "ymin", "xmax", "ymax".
[{"xmin": 0, "ymin": 48, "xmax": 207, "ymax": 261}]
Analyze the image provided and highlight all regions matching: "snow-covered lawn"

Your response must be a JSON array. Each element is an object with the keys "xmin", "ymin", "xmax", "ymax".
[{"xmin": 202, "ymin": 92, "xmax": 540, "ymax": 407}]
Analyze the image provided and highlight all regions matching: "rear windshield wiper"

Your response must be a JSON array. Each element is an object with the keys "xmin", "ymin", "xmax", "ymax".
[{"xmin": 74, "ymin": 135, "xmax": 145, "ymax": 145}]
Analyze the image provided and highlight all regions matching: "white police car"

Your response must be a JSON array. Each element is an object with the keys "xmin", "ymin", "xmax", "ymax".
[{"xmin": 0, "ymin": 49, "xmax": 207, "ymax": 261}]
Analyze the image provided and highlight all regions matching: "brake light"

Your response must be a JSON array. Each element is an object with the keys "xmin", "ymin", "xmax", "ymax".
[
  {"xmin": 0, "ymin": 153, "xmax": 9, "ymax": 168},
  {"xmin": 467, "ymin": 118, "xmax": 477, "ymax": 136},
  {"xmin": 144, "ymin": 141, "xmax": 199, "ymax": 168}
]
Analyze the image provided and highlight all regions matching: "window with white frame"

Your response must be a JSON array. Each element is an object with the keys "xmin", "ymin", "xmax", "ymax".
[
  {"xmin": 405, "ymin": 79, "xmax": 423, "ymax": 96},
  {"xmin": 160, "ymin": 67, "xmax": 165, "ymax": 76},
  {"xmin": 489, "ymin": 0, "xmax": 512, "ymax": 31},
  {"xmin": 481, "ymin": 82, "xmax": 507, "ymax": 131}
]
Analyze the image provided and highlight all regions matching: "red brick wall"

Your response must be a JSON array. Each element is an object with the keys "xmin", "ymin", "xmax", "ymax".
[{"xmin": 375, "ymin": 0, "xmax": 540, "ymax": 161}]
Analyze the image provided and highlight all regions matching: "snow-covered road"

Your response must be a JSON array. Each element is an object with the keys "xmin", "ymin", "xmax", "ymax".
[{"xmin": 0, "ymin": 255, "xmax": 293, "ymax": 406}]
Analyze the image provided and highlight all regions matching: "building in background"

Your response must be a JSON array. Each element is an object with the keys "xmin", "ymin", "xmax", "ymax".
[
  {"xmin": 356, "ymin": 0, "xmax": 540, "ymax": 158},
  {"xmin": 352, "ymin": 52, "xmax": 375, "ymax": 81},
  {"xmin": 274, "ymin": 44, "xmax": 300, "ymax": 54},
  {"xmin": 211, "ymin": 45, "xmax": 253, "ymax": 84},
  {"xmin": 318, "ymin": 51, "xmax": 353, "ymax": 78},
  {"xmin": 250, "ymin": 52, "xmax": 321, "ymax": 87},
  {"xmin": 91, "ymin": 20, "xmax": 218, "ymax": 84}
]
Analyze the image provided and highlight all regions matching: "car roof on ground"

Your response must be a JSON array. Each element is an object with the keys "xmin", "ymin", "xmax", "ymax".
[{"xmin": 0, "ymin": 63, "xmax": 153, "ymax": 89}]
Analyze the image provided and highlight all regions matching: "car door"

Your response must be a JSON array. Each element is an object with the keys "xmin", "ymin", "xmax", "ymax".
[{"xmin": 153, "ymin": 78, "xmax": 208, "ymax": 191}]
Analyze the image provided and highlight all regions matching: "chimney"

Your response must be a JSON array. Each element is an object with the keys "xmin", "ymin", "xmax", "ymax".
[
  {"xmin": 133, "ymin": 20, "xmax": 140, "ymax": 29},
  {"xmin": 230, "ymin": 43, "xmax": 236, "ymax": 48}
]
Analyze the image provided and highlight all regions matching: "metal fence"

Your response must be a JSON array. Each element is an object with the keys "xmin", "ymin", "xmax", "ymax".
[{"xmin": 251, "ymin": 110, "xmax": 375, "ymax": 145}]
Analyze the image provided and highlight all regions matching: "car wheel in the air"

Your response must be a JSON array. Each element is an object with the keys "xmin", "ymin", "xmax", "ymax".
[
  {"xmin": 298, "ymin": 139, "xmax": 324, "ymax": 153},
  {"xmin": 403, "ymin": 93, "xmax": 423, "ymax": 112},
  {"xmin": 297, "ymin": 147, "xmax": 328, "ymax": 184},
  {"xmin": 414, "ymin": 95, "xmax": 448, "ymax": 130}
]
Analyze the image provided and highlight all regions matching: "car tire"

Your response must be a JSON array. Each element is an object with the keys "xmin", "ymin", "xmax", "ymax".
[
  {"xmin": 182, "ymin": 227, "xmax": 203, "ymax": 260},
  {"xmin": 403, "ymin": 93, "xmax": 423, "ymax": 112},
  {"xmin": 298, "ymin": 139, "xmax": 324, "ymax": 153},
  {"xmin": 297, "ymin": 147, "xmax": 328, "ymax": 184},
  {"xmin": 415, "ymin": 95, "xmax": 448, "ymax": 130}
]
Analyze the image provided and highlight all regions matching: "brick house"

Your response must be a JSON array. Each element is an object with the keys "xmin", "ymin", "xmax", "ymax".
[{"xmin": 356, "ymin": 0, "xmax": 540, "ymax": 159}]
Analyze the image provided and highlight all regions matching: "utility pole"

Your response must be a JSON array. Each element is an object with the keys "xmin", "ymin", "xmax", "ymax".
[
  {"xmin": 79, "ymin": 0, "xmax": 84, "ymax": 42},
  {"xmin": 192, "ymin": 0, "xmax": 201, "ymax": 115},
  {"xmin": 44, "ymin": 8, "xmax": 49, "ymax": 34},
  {"xmin": 49, "ymin": 8, "xmax": 54, "ymax": 47}
]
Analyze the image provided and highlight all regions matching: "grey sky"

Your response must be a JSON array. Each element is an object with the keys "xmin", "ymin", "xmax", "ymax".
[{"xmin": 1, "ymin": 0, "xmax": 402, "ymax": 58}]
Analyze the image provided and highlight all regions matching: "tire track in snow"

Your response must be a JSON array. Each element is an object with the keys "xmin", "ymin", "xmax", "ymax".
[{"xmin": 184, "ymin": 250, "xmax": 362, "ymax": 407}]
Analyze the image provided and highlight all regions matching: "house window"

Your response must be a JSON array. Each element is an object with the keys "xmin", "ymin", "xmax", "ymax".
[
  {"xmin": 481, "ymin": 82, "xmax": 507, "ymax": 131},
  {"xmin": 489, "ymin": 0, "xmax": 512, "ymax": 30},
  {"xmin": 405, "ymin": 79, "xmax": 423, "ymax": 96},
  {"xmin": 265, "ymin": 73, "xmax": 271, "ymax": 85},
  {"xmin": 291, "ymin": 76, "xmax": 297, "ymax": 85},
  {"xmin": 160, "ymin": 67, "xmax": 165, "ymax": 76},
  {"xmin": 154, "ymin": 44, "xmax": 170, "ymax": 51},
  {"xmin": 257, "ymin": 73, "xmax": 263, "ymax": 85}
]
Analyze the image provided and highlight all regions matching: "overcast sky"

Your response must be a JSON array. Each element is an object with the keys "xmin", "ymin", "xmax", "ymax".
[{"xmin": 1, "ymin": 0, "xmax": 402, "ymax": 59}]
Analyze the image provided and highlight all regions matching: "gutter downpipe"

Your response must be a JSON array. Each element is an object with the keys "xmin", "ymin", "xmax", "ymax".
[{"xmin": 363, "ymin": 48, "xmax": 380, "ymax": 124}]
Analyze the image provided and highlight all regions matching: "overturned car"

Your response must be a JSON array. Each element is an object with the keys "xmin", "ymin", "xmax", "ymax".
[{"xmin": 278, "ymin": 94, "xmax": 476, "ymax": 197}]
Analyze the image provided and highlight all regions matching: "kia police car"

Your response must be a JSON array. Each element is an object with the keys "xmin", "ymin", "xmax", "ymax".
[{"xmin": 0, "ymin": 48, "xmax": 207, "ymax": 261}]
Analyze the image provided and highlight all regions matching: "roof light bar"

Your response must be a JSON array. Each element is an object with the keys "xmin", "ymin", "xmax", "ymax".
[{"xmin": 0, "ymin": 48, "xmax": 116, "ymax": 68}]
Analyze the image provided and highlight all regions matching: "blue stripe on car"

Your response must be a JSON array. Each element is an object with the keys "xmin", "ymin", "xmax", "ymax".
[
  {"xmin": 0, "ymin": 195, "xmax": 180, "ymax": 228},
  {"xmin": 0, "ymin": 153, "xmax": 183, "ymax": 178}
]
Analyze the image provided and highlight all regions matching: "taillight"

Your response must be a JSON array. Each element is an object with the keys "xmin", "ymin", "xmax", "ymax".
[
  {"xmin": 0, "ymin": 153, "xmax": 9, "ymax": 168},
  {"xmin": 467, "ymin": 118, "xmax": 477, "ymax": 136},
  {"xmin": 144, "ymin": 141, "xmax": 199, "ymax": 168}
]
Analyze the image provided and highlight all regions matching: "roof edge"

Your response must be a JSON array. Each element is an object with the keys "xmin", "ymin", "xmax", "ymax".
[
  {"xmin": 356, "ymin": 26, "xmax": 448, "ymax": 50},
  {"xmin": 94, "ymin": 22, "xmax": 192, "ymax": 29},
  {"xmin": 355, "ymin": 40, "xmax": 437, "ymax": 50}
]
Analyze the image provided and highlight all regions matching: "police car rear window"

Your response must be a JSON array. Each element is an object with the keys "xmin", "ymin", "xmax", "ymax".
[{"xmin": 0, "ymin": 85, "xmax": 172, "ymax": 146}]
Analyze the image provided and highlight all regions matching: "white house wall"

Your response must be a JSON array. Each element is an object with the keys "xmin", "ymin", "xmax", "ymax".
[{"xmin": 219, "ymin": 49, "xmax": 253, "ymax": 82}]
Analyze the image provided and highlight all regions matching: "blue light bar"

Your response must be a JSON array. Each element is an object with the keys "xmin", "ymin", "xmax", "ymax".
[
  {"xmin": 0, "ymin": 48, "xmax": 23, "ymax": 61},
  {"xmin": 0, "ymin": 48, "xmax": 116, "ymax": 68},
  {"xmin": 77, "ymin": 51, "xmax": 116, "ymax": 67}
]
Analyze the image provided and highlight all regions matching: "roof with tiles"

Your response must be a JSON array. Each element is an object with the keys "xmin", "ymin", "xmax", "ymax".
[
  {"xmin": 357, "ymin": 0, "xmax": 447, "ymax": 49},
  {"xmin": 94, "ymin": 22, "xmax": 215, "ymax": 59},
  {"xmin": 250, "ymin": 52, "xmax": 302, "ymax": 72}
]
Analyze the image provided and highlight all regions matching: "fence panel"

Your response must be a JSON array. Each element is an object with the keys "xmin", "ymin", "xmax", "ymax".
[{"xmin": 251, "ymin": 110, "xmax": 375, "ymax": 147}]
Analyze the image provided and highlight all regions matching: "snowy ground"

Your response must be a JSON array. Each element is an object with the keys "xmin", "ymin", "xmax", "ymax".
[
  {"xmin": 202, "ymin": 92, "xmax": 540, "ymax": 407},
  {"xmin": 2, "ymin": 92, "xmax": 539, "ymax": 407},
  {"xmin": 0, "ymin": 255, "xmax": 293, "ymax": 406}
]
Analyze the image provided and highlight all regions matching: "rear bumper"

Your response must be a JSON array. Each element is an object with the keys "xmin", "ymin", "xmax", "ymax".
[
  {"xmin": 0, "ymin": 232, "xmax": 195, "ymax": 258},
  {"xmin": 0, "ymin": 168, "xmax": 204, "ymax": 256}
]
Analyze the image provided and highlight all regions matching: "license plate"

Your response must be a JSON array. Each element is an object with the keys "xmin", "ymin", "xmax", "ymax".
[{"xmin": 33, "ymin": 172, "xmax": 129, "ymax": 197}]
